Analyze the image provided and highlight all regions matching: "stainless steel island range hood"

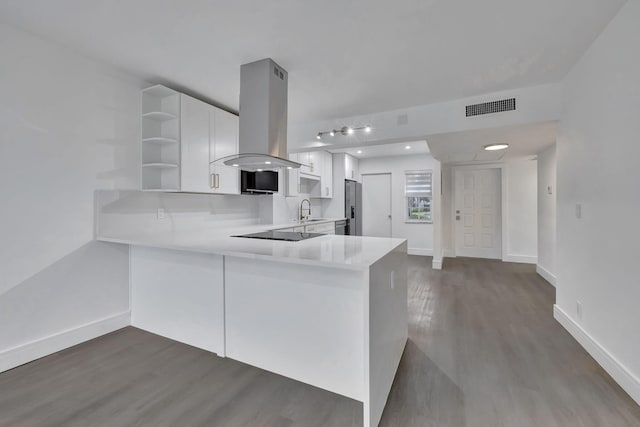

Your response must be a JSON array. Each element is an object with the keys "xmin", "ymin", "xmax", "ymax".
[{"xmin": 212, "ymin": 58, "xmax": 301, "ymax": 171}]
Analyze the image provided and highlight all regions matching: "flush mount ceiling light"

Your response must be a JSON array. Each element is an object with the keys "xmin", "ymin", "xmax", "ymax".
[
  {"xmin": 405, "ymin": 145, "xmax": 411, "ymax": 150},
  {"xmin": 356, "ymin": 150, "xmax": 363, "ymax": 154},
  {"xmin": 484, "ymin": 143, "xmax": 509, "ymax": 151},
  {"xmin": 316, "ymin": 125, "xmax": 371, "ymax": 140}
]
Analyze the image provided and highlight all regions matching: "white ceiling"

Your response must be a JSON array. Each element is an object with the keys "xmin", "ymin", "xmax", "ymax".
[
  {"xmin": 427, "ymin": 121, "xmax": 556, "ymax": 163},
  {"xmin": 328, "ymin": 141, "xmax": 429, "ymax": 160},
  {"xmin": 0, "ymin": 0, "xmax": 625, "ymax": 124}
]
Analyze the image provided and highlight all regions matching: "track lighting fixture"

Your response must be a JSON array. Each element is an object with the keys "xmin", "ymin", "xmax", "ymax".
[{"xmin": 315, "ymin": 125, "xmax": 372, "ymax": 140}]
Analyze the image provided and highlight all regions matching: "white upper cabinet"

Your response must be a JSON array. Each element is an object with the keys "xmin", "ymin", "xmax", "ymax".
[
  {"xmin": 145, "ymin": 86, "xmax": 239, "ymax": 194},
  {"xmin": 321, "ymin": 151, "xmax": 333, "ymax": 198},
  {"xmin": 297, "ymin": 151, "xmax": 314, "ymax": 175},
  {"xmin": 180, "ymin": 95, "xmax": 212, "ymax": 193},
  {"xmin": 210, "ymin": 108, "xmax": 240, "ymax": 195},
  {"xmin": 288, "ymin": 150, "xmax": 333, "ymax": 199},
  {"xmin": 345, "ymin": 153, "xmax": 360, "ymax": 182},
  {"xmin": 308, "ymin": 151, "xmax": 322, "ymax": 176}
]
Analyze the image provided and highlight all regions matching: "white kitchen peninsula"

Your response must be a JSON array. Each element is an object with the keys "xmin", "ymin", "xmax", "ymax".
[{"xmin": 98, "ymin": 221, "xmax": 407, "ymax": 427}]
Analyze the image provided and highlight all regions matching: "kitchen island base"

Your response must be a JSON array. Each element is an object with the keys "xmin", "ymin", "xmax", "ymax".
[
  {"xmin": 124, "ymin": 239, "xmax": 408, "ymax": 427},
  {"xmin": 225, "ymin": 242, "xmax": 407, "ymax": 426}
]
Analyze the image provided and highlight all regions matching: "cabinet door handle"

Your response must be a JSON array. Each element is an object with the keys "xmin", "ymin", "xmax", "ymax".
[
  {"xmin": 215, "ymin": 174, "xmax": 220, "ymax": 189},
  {"xmin": 210, "ymin": 173, "xmax": 215, "ymax": 188}
]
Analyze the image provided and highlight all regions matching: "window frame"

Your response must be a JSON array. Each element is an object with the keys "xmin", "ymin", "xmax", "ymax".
[{"xmin": 404, "ymin": 169, "xmax": 433, "ymax": 224}]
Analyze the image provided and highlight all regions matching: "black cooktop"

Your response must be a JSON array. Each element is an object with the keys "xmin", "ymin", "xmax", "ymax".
[{"xmin": 233, "ymin": 230, "xmax": 324, "ymax": 242}]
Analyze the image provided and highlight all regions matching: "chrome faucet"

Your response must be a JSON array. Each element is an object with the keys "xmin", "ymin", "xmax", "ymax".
[{"xmin": 300, "ymin": 199, "xmax": 311, "ymax": 222}]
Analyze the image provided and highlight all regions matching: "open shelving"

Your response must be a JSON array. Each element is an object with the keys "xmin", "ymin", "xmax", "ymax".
[
  {"xmin": 142, "ymin": 111, "xmax": 177, "ymax": 121},
  {"xmin": 142, "ymin": 137, "xmax": 179, "ymax": 145},
  {"xmin": 141, "ymin": 85, "xmax": 181, "ymax": 191}
]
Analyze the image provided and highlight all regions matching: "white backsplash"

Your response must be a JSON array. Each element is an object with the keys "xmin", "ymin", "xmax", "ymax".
[
  {"xmin": 96, "ymin": 185, "xmax": 328, "ymax": 238},
  {"xmin": 96, "ymin": 190, "xmax": 266, "ymax": 236},
  {"xmin": 271, "ymin": 192, "xmax": 324, "ymax": 225}
]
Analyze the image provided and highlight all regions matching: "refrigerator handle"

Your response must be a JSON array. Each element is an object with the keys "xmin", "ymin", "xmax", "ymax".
[{"xmin": 351, "ymin": 206, "xmax": 355, "ymax": 219}]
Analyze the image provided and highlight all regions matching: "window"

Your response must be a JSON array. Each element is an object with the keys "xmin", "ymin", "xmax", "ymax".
[{"xmin": 405, "ymin": 170, "xmax": 432, "ymax": 222}]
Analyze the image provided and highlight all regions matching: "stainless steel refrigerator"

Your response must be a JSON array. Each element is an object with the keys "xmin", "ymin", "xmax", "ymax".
[{"xmin": 345, "ymin": 180, "xmax": 362, "ymax": 236}]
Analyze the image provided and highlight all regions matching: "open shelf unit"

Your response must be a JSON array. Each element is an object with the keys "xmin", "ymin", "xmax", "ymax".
[{"xmin": 141, "ymin": 85, "xmax": 181, "ymax": 191}]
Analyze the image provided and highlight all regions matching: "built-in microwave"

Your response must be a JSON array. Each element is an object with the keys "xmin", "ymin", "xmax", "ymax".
[{"xmin": 241, "ymin": 170, "xmax": 279, "ymax": 194}]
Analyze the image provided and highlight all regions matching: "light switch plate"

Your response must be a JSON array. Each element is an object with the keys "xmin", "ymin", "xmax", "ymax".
[
  {"xmin": 157, "ymin": 208, "xmax": 165, "ymax": 220},
  {"xmin": 547, "ymin": 185, "xmax": 553, "ymax": 195}
]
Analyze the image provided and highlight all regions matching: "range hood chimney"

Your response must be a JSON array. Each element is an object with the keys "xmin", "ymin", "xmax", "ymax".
[{"xmin": 213, "ymin": 58, "xmax": 301, "ymax": 171}]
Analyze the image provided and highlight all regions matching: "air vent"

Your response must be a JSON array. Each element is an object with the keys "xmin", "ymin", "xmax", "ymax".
[{"xmin": 466, "ymin": 98, "xmax": 516, "ymax": 117}]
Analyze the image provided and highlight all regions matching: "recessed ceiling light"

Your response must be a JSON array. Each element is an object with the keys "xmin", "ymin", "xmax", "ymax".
[
  {"xmin": 256, "ymin": 168, "xmax": 263, "ymax": 172},
  {"xmin": 347, "ymin": 127, "xmax": 354, "ymax": 135},
  {"xmin": 364, "ymin": 126, "xmax": 371, "ymax": 133},
  {"xmin": 329, "ymin": 130, "xmax": 335, "ymax": 137},
  {"xmin": 265, "ymin": 161, "xmax": 271, "ymax": 164},
  {"xmin": 405, "ymin": 145, "xmax": 411, "ymax": 150},
  {"xmin": 287, "ymin": 166, "xmax": 293, "ymax": 170},
  {"xmin": 316, "ymin": 133, "xmax": 322, "ymax": 140},
  {"xmin": 232, "ymin": 164, "xmax": 239, "ymax": 167},
  {"xmin": 356, "ymin": 150, "xmax": 362, "ymax": 154},
  {"xmin": 484, "ymin": 143, "xmax": 509, "ymax": 151}
]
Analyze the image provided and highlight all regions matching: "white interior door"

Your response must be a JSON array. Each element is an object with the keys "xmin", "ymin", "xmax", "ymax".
[
  {"xmin": 454, "ymin": 168, "xmax": 502, "ymax": 259},
  {"xmin": 362, "ymin": 173, "xmax": 392, "ymax": 238}
]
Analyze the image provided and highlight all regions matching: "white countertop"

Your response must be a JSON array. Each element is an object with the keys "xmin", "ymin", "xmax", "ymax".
[{"xmin": 97, "ymin": 220, "xmax": 406, "ymax": 271}]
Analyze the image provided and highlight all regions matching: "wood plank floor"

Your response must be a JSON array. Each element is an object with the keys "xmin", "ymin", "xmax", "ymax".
[{"xmin": 1, "ymin": 256, "xmax": 639, "ymax": 426}]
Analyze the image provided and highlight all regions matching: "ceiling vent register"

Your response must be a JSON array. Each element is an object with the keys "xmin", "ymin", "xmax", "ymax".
[{"xmin": 466, "ymin": 98, "xmax": 516, "ymax": 117}]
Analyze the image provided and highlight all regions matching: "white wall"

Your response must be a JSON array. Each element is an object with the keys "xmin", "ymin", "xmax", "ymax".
[
  {"xmin": 441, "ymin": 164, "xmax": 454, "ymax": 257},
  {"xmin": 0, "ymin": 24, "xmax": 141, "ymax": 368},
  {"xmin": 537, "ymin": 145, "xmax": 557, "ymax": 285},
  {"xmin": 504, "ymin": 159, "xmax": 538, "ymax": 263},
  {"xmin": 358, "ymin": 154, "xmax": 439, "ymax": 256},
  {"xmin": 442, "ymin": 159, "xmax": 537, "ymax": 264},
  {"xmin": 556, "ymin": 0, "xmax": 640, "ymax": 404},
  {"xmin": 0, "ymin": 24, "xmax": 142, "ymax": 294}
]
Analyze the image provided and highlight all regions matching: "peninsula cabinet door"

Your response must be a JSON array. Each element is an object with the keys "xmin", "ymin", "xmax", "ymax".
[{"xmin": 130, "ymin": 246, "xmax": 225, "ymax": 356}]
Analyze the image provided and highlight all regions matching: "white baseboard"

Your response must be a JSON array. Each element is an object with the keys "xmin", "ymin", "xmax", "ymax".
[
  {"xmin": 408, "ymin": 248, "xmax": 433, "ymax": 256},
  {"xmin": 432, "ymin": 258, "xmax": 443, "ymax": 270},
  {"xmin": 503, "ymin": 254, "xmax": 537, "ymax": 264},
  {"xmin": 536, "ymin": 264, "xmax": 557, "ymax": 287},
  {"xmin": 0, "ymin": 311, "xmax": 130, "ymax": 373},
  {"xmin": 554, "ymin": 305, "xmax": 640, "ymax": 406}
]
